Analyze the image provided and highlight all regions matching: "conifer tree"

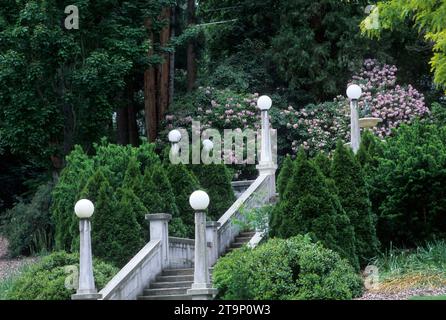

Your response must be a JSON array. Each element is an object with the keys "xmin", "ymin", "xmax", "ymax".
[
  {"xmin": 166, "ymin": 163, "xmax": 201, "ymax": 237},
  {"xmin": 191, "ymin": 164, "xmax": 235, "ymax": 220},
  {"xmin": 122, "ymin": 157, "xmax": 143, "ymax": 199},
  {"xmin": 112, "ymin": 187, "xmax": 145, "ymax": 267},
  {"xmin": 272, "ymin": 149, "xmax": 359, "ymax": 269},
  {"xmin": 331, "ymin": 141, "xmax": 379, "ymax": 265},
  {"xmin": 277, "ymin": 155, "xmax": 294, "ymax": 198}
]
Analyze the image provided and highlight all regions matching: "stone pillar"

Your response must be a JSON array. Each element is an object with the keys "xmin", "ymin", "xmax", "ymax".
[
  {"xmin": 350, "ymin": 99, "xmax": 361, "ymax": 154},
  {"xmin": 206, "ymin": 221, "xmax": 220, "ymax": 267},
  {"xmin": 256, "ymin": 109, "xmax": 278, "ymax": 199},
  {"xmin": 72, "ymin": 219, "xmax": 101, "ymax": 300},
  {"xmin": 187, "ymin": 211, "xmax": 218, "ymax": 300},
  {"xmin": 145, "ymin": 213, "xmax": 171, "ymax": 269}
]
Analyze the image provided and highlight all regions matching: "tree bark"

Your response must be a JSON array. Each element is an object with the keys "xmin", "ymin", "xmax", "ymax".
[
  {"xmin": 144, "ymin": 20, "xmax": 158, "ymax": 142},
  {"xmin": 187, "ymin": 0, "xmax": 197, "ymax": 92},
  {"xmin": 117, "ymin": 106, "xmax": 129, "ymax": 145},
  {"xmin": 158, "ymin": 7, "xmax": 171, "ymax": 122},
  {"xmin": 169, "ymin": 6, "xmax": 176, "ymax": 105}
]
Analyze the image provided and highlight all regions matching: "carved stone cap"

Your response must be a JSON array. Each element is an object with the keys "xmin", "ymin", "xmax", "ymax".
[
  {"xmin": 145, "ymin": 213, "xmax": 172, "ymax": 221},
  {"xmin": 206, "ymin": 221, "xmax": 221, "ymax": 228}
]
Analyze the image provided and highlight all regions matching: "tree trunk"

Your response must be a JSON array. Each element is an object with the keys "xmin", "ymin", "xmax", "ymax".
[
  {"xmin": 144, "ymin": 20, "xmax": 158, "ymax": 142},
  {"xmin": 158, "ymin": 7, "xmax": 171, "ymax": 122},
  {"xmin": 169, "ymin": 6, "xmax": 176, "ymax": 104},
  {"xmin": 187, "ymin": 0, "xmax": 197, "ymax": 92},
  {"xmin": 117, "ymin": 106, "xmax": 129, "ymax": 145}
]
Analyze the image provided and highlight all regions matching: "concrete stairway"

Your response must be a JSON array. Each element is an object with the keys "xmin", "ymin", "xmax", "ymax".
[
  {"xmin": 225, "ymin": 231, "xmax": 256, "ymax": 254},
  {"xmin": 138, "ymin": 230, "xmax": 255, "ymax": 300}
]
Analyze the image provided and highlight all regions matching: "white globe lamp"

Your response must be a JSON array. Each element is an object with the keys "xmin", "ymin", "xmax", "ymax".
[
  {"xmin": 189, "ymin": 190, "xmax": 210, "ymax": 211},
  {"xmin": 257, "ymin": 95, "xmax": 272, "ymax": 111},
  {"xmin": 346, "ymin": 84, "xmax": 362, "ymax": 100},
  {"xmin": 74, "ymin": 199, "xmax": 94, "ymax": 219}
]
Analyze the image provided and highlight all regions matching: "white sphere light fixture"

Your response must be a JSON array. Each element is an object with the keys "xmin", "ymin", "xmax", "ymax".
[
  {"xmin": 74, "ymin": 199, "xmax": 95, "ymax": 219},
  {"xmin": 168, "ymin": 129, "xmax": 182, "ymax": 143},
  {"xmin": 257, "ymin": 95, "xmax": 272, "ymax": 111},
  {"xmin": 346, "ymin": 84, "xmax": 362, "ymax": 100},
  {"xmin": 202, "ymin": 139, "xmax": 214, "ymax": 152},
  {"xmin": 189, "ymin": 190, "xmax": 210, "ymax": 211}
]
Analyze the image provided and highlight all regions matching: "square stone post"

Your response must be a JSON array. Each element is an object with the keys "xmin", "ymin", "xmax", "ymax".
[
  {"xmin": 72, "ymin": 219, "xmax": 101, "ymax": 300},
  {"xmin": 350, "ymin": 99, "xmax": 361, "ymax": 154},
  {"xmin": 206, "ymin": 221, "xmax": 220, "ymax": 267},
  {"xmin": 145, "ymin": 213, "xmax": 171, "ymax": 269},
  {"xmin": 187, "ymin": 211, "xmax": 218, "ymax": 300}
]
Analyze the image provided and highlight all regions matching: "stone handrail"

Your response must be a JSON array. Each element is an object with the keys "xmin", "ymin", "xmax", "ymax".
[
  {"xmin": 99, "ymin": 240, "xmax": 162, "ymax": 300},
  {"xmin": 168, "ymin": 237, "xmax": 195, "ymax": 269},
  {"xmin": 216, "ymin": 174, "xmax": 272, "ymax": 258}
]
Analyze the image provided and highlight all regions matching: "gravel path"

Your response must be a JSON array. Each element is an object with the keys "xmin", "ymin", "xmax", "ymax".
[
  {"xmin": 0, "ymin": 236, "xmax": 38, "ymax": 281},
  {"xmin": 357, "ymin": 287, "xmax": 446, "ymax": 300}
]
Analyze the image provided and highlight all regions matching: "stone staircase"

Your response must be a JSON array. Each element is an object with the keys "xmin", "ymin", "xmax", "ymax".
[{"xmin": 138, "ymin": 230, "xmax": 255, "ymax": 300}]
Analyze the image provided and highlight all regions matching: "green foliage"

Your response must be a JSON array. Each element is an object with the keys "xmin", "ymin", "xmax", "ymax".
[
  {"xmin": 112, "ymin": 188, "xmax": 145, "ymax": 267},
  {"xmin": 361, "ymin": 0, "xmax": 446, "ymax": 91},
  {"xmin": 201, "ymin": 0, "xmax": 423, "ymax": 104},
  {"xmin": 0, "ymin": 0, "xmax": 175, "ymax": 167},
  {"xmin": 2, "ymin": 183, "xmax": 54, "ymax": 257},
  {"xmin": 166, "ymin": 163, "xmax": 201, "ymax": 237},
  {"xmin": 52, "ymin": 146, "xmax": 93, "ymax": 251},
  {"xmin": 276, "ymin": 155, "xmax": 294, "ymax": 198},
  {"xmin": 367, "ymin": 122, "xmax": 446, "ymax": 246},
  {"xmin": 5, "ymin": 251, "xmax": 117, "ymax": 300},
  {"xmin": 50, "ymin": 142, "xmax": 188, "ymax": 266},
  {"xmin": 271, "ymin": 150, "xmax": 359, "ymax": 270},
  {"xmin": 331, "ymin": 141, "xmax": 379, "ymax": 265},
  {"xmin": 430, "ymin": 102, "xmax": 446, "ymax": 127},
  {"xmin": 213, "ymin": 235, "xmax": 363, "ymax": 300},
  {"xmin": 191, "ymin": 164, "xmax": 235, "ymax": 220}
]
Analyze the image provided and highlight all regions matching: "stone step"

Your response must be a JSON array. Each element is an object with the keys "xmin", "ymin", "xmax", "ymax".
[
  {"xmin": 231, "ymin": 242, "xmax": 246, "ymax": 248},
  {"xmin": 162, "ymin": 268, "xmax": 194, "ymax": 276},
  {"xmin": 138, "ymin": 294, "xmax": 192, "ymax": 300},
  {"xmin": 239, "ymin": 231, "xmax": 256, "ymax": 238},
  {"xmin": 234, "ymin": 236, "xmax": 252, "ymax": 243},
  {"xmin": 143, "ymin": 287, "xmax": 189, "ymax": 296},
  {"xmin": 150, "ymin": 281, "xmax": 193, "ymax": 289},
  {"xmin": 156, "ymin": 274, "xmax": 194, "ymax": 282}
]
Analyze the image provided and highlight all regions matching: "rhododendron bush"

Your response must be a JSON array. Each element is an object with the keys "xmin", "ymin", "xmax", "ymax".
[{"xmin": 276, "ymin": 59, "xmax": 430, "ymax": 156}]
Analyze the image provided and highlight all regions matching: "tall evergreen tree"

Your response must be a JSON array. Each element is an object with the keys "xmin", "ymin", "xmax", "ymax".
[
  {"xmin": 272, "ymin": 149, "xmax": 359, "ymax": 270},
  {"xmin": 331, "ymin": 141, "xmax": 379, "ymax": 265},
  {"xmin": 277, "ymin": 155, "xmax": 294, "ymax": 198},
  {"xmin": 166, "ymin": 163, "xmax": 201, "ymax": 236},
  {"xmin": 112, "ymin": 187, "xmax": 145, "ymax": 267},
  {"xmin": 191, "ymin": 164, "xmax": 235, "ymax": 220}
]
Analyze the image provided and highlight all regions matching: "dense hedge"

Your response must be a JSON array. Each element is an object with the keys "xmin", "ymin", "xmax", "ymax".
[
  {"xmin": 213, "ymin": 235, "xmax": 363, "ymax": 300},
  {"xmin": 5, "ymin": 251, "xmax": 117, "ymax": 300}
]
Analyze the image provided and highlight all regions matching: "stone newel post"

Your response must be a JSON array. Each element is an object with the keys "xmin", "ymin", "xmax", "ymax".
[
  {"xmin": 72, "ymin": 199, "xmax": 101, "ymax": 300},
  {"xmin": 187, "ymin": 191, "xmax": 218, "ymax": 300},
  {"xmin": 206, "ymin": 221, "xmax": 220, "ymax": 267},
  {"xmin": 256, "ymin": 95, "xmax": 278, "ymax": 198},
  {"xmin": 145, "ymin": 213, "xmax": 171, "ymax": 269},
  {"xmin": 347, "ymin": 84, "xmax": 363, "ymax": 154}
]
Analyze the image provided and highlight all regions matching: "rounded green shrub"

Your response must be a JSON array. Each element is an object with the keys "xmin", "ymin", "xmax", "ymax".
[
  {"xmin": 6, "ymin": 251, "xmax": 117, "ymax": 300},
  {"xmin": 213, "ymin": 235, "xmax": 363, "ymax": 300}
]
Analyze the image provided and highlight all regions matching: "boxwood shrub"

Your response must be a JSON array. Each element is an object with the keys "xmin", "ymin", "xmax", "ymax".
[
  {"xmin": 213, "ymin": 235, "xmax": 363, "ymax": 300},
  {"xmin": 5, "ymin": 251, "xmax": 117, "ymax": 300}
]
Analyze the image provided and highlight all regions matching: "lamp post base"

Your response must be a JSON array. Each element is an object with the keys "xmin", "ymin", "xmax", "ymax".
[
  {"xmin": 187, "ymin": 288, "xmax": 218, "ymax": 300},
  {"xmin": 71, "ymin": 292, "xmax": 101, "ymax": 300}
]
